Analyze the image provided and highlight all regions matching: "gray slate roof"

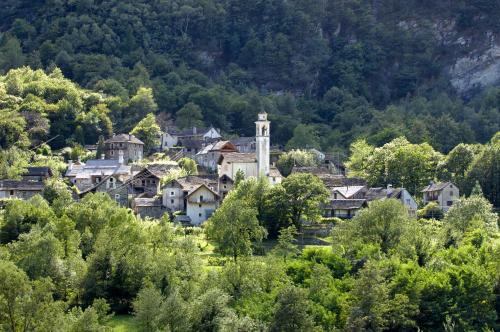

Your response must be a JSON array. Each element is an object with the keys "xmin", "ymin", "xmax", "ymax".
[
  {"xmin": 105, "ymin": 134, "xmax": 144, "ymax": 145},
  {"xmin": 0, "ymin": 180, "xmax": 45, "ymax": 191},
  {"xmin": 365, "ymin": 187, "xmax": 403, "ymax": 201},
  {"xmin": 421, "ymin": 182, "xmax": 453, "ymax": 192},
  {"xmin": 328, "ymin": 199, "xmax": 367, "ymax": 210}
]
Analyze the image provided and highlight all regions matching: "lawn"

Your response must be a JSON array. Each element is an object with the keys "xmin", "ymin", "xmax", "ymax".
[{"xmin": 108, "ymin": 315, "xmax": 138, "ymax": 332}]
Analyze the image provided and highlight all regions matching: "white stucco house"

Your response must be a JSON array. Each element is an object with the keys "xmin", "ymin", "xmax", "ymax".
[{"xmin": 421, "ymin": 182, "xmax": 459, "ymax": 212}]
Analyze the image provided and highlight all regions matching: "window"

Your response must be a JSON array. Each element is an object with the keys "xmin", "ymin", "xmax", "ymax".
[
  {"xmin": 96, "ymin": 177, "xmax": 101, "ymax": 183},
  {"xmin": 334, "ymin": 193, "xmax": 338, "ymax": 199},
  {"xmin": 199, "ymin": 204, "xmax": 202, "ymax": 208},
  {"xmin": 111, "ymin": 150, "xmax": 114, "ymax": 155},
  {"xmin": 9, "ymin": 190, "xmax": 14, "ymax": 196},
  {"xmin": 449, "ymin": 191, "xmax": 453, "ymax": 197},
  {"xmin": 223, "ymin": 185, "xmax": 227, "ymax": 189},
  {"xmin": 115, "ymin": 194, "xmax": 120, "ymax": 201},
  {"xmin": 447, "ymin": 201, "xmax": 453, "ymax": 206},
  {"xmin": 170, "ymin": 191, "xmax": 175, "ymax": 196},
  {"xmin": 170, "ymin": 199, "xmax": 174, "ymax": 204},
  {"xmin": 200, "ymin": 195, "xmax": 204, "ymax": 202},
  {"xmin": 198, "ymin": 213, "xmax": 202, "ymax": 217}
]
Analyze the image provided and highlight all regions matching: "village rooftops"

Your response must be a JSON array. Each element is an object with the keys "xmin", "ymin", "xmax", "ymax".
[
  {"xmin": 142, "ymin": 163, "xmax": 179, "ymax": 179},
  {"xmin": 23, "ymin": 167, "xmax": 53, "ymax": 178},
  {"xmin": 232, "ymin": 136, "xmax": 255, "ymax": 145},
  {"xmin": 105, "ymin": 134, "xmax": 144, "ymax": 145},
  {"xmin": 173, "ymin": 176, "xmax": 216, "ymax": 192},
  {"xmin": 421, "ymin": 182, "xmax": 453, "ymax": 192}
]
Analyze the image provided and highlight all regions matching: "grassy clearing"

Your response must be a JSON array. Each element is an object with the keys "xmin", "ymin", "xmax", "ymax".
[{"xmin": 108, "ymin": 315, "xmax": 137, "ymax": 332}]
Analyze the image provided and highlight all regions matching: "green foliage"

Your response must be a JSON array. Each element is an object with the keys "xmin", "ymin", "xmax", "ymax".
[
  {"xmin": 276, "ymin": 150, "xmax": 320, "ymax": 177},
  {"xmin": 347, "ymin": 137, "xmax": 442, "ymax": 194},
  {"xmin": 205, "ymin": 196, "xmax": 266, "ymax": 262},
  {"xmin": 273, "ymin": 226, "xmax": 299, "ymax": 262},
  {"xmin": 130, "ymin": 113, "xmax": 160, "ymax": 154},
  {"xmin": 178, "ymin": 157, "xmax": 198, "ymax": 176},
  {"xmin": 176, "ymin": 102, "xmax": 204, "ymax": 129},
  {"xmin": 270, "ymin": 285, "xmax": 315, "ymax": 332}
]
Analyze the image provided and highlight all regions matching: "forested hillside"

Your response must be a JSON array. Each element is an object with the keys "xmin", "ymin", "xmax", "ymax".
[{"xmin": 1, "ymin": 0, "xmax": 500, "ymax": 151}]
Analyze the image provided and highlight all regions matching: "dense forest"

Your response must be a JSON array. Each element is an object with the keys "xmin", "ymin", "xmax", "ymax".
[{"xmin": 1, "ymin": 0, "xmax": 500, "ymax": 151}]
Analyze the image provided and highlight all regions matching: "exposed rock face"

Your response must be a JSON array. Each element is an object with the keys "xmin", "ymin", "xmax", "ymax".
[{"xmin": 450, "ymin": 43, "xmax": 500, "ymax": 95}]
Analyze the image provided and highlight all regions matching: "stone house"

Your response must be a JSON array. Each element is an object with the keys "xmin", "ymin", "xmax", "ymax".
[
  {"xmin": 104, "ymin": 134, "xmax": 144, "ymax": 163},
  {"xmin": 421, "ymin": 182, "xmax": 459, "ymax": 212},
  {"xmin": 186, "ymin": 184, "xmax": 220, "ymax": 225},
  {"xmin": 77, "ymin": 173, "xmax": 129, "ymax": 206},
  {"xmin": 162, "ymin": 176, "xmax": 217, "ymax": 212},
  {"xmin": 128, "ymin": 163, "xmax": 179, "ymax": 196},
  {"xmin": 132, "ymin": 197, "xmax": 166, "ymax": 219},
  {"xmin": 0, "ymin": 180, "xmax": 45, "ymax": 200},
  {"xmin": 218, "ymin": 174, "xmax": 234, "ymax": 200},
  {"xmin": 196, "ymin": 141, "xmax": 238, "ymax": 172}
]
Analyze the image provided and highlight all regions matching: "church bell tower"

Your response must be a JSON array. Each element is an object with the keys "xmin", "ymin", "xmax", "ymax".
[{"xmin": 255, "ymin": 112, "xmax": 270, "ymax": 177}]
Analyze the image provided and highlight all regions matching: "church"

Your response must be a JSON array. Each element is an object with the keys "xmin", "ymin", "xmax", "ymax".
[{"xmin": 217, "ymin": 112, "xmax": 282, "ymax": 185}]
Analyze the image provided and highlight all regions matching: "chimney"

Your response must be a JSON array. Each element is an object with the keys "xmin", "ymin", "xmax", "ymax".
[
  {"xmin": 68, "ymin": 160, "xmax": 73, "ymax": 170},
  {"xmin": 387, "ymin": 184, "xmax": 393, "ymax": 196},
  {"xmin": 101, "ymin": 154, "xmax": 105, "ymax": 160},
  {"xmin": 118, "ymin": 150, "xmax": 124, "ymax": 164},
  {"xmin": 193, "ymin": 127, "xmax": 197, "ymax": 135}
]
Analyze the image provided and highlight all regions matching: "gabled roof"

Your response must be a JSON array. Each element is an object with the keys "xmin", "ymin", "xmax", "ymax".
[
  {"xmin": 186, "ymin": 183, "xmax": 220, "ymax": 199},
  {"xmin": 72, "ymin": 159, "xmax": 132, "ymax": 179},
  {"xmin": 105, "ymin": 134, "xmax": 144, "ymax": 145},
  {"xmin": 421, "ymin": 182, "xmax": 454, "ymax": 192},
  {"xmin": 331, "ymin": 186, "xmax": 366, "ymax": 199},
  {"xmin": 169, "ymin": 176, "xmax": 214, "ymax": 192},
  {"xmin": 218, "ymin": 152, "xmax": 257, "ymax": 164},
  {"xmin": 197, "ymin": 141, "xmax": 237, "ymax": 155},
  {"xmin": 328, "ymin": 199, "xmax": 367, "ymax": 210}
]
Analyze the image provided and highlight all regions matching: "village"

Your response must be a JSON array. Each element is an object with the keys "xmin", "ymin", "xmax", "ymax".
[{"xmin": 0, "ymin": 112, "xmax": 460, "ymax": 226}]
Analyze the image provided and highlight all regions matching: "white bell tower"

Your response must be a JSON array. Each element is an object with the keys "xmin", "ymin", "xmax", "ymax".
[{"xmin": 255, "ymin": 112, "xmax": 270, "ymax": 177}]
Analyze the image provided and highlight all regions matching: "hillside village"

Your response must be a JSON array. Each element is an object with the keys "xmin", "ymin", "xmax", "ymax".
[{"xmin": 0, "ymin": 111, "xmax": 462, "ymax": 227}]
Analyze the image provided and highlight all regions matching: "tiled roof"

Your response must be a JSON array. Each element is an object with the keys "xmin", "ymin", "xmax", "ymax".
[
  {"xmin": 269, "ymin": 167, "xmax": 282, "ymax": 178},
  {"xmin": 328, "ymin": 199, "xmax": 367, "ymax": 210},
  {"xmin": 24, "ymin": 167, "xmax": 52, "ymax": 177},
  {"xmin": 421, "ymin": 182, "xmax": 453, "ymax": 192},
  {"xmin": 219, "ymin": 152, "xmax": 257, "ymax": 164},
  {"xmin": 0, "ymin": 180, "xmax": 45, "ymax": 190},
  {"xmin": 133, "ymin": 197, "xmax": 163, "ymax": 207},
  {"xmin": 105, "ymin": 134, "xmax": 144, "ymax": 145},
  {"xmin": 73, "ymin": 159, "xmax": 131, "ymax": 179},
  {"xmin": 186, "ymin": 183, "xmax": 220, "ymax": 198}
]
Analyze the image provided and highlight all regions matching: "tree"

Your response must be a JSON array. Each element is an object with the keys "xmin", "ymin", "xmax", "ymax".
[
  {"xmin": 0, "ymin": 36, "xmax": 25, "ymax": 71},
  {"xmin": 176, "ymin": 102, "xmax": 204, "ymax": 129},
  {"xmin": 178, "ymin": 157, "xmax": 198, "ymax": 175},
  {"xmin": 127, "ymin": 87, "xmax": 158, "ymax": 129},
  {"xmin": 234, "ymin": 169, "xmax": 245, "ymax": 188},
  {"xmin": 133, "ymin": 283, "xmax": 164, "ymax": 332},
  {"xmin": 205, "ymin": 198, "xmax": 266, "ymax": 262},
  {"xmin": 465, "ymin": 142, "xmax": 500, "ymax": 207},
  {"xmin": 270, "ymin": 285, "xmax": 315, "ymax": 332},
  {"xmin": 95, "ymin": 135, "xmax": 105, "ymax": 159},
  {"xmin": 346, "ymin": 137, "xmax": 442, "ymax": 195},
  {"xmin": 272, "ymin": 173, "xmax": 329, "ymax": 229},
  {"xmin": 333, "ymin": 199, "xmax": 412, "ymax": 255},
  {"xmin": 470, "ymin": 180, "xmax": 483, "ymax": 197},
  {"xmin": 130, "ymin": 113, "xmax": 161, "ymax": 154},
  {"xmin": 285, "ymin": 124, "xmax": 320, "ymax": 150},
  {"xmin": 273, "ymin": 226, "xmax": 299, "ymax": 262},
  {"xmin": 276, "ymin": 150, "xmax": 320, "ymax": 177}
]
